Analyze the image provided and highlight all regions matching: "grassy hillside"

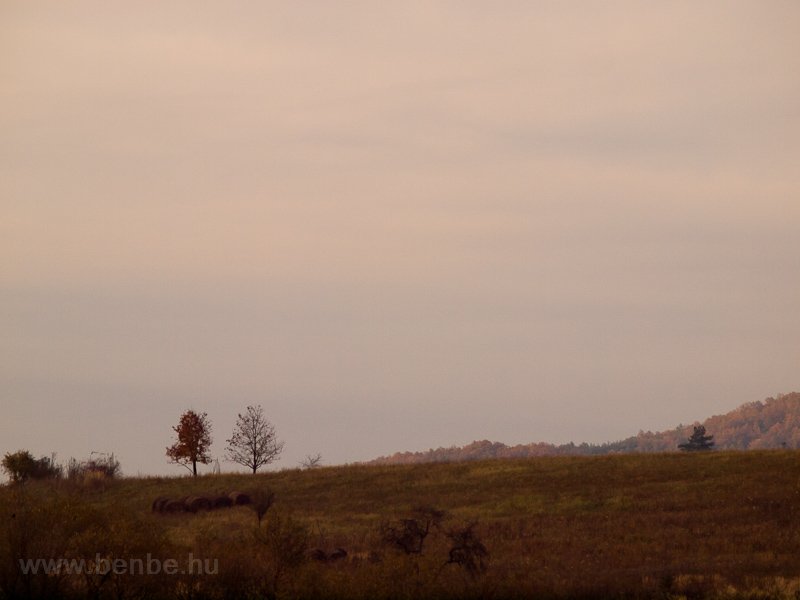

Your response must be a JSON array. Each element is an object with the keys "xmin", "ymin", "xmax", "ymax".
[
  {"xmin": 372, "ymin": 392, "xmax": 800, "ymax": 464},
  {"xmin": 2, "ymin": 451, "xmax": 800, "ymax": 599}
]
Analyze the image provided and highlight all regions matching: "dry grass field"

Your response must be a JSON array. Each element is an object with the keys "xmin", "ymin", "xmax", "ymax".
[{"xmin": 2, "ymin": 450, "xmax": 800, "ymax": 599}]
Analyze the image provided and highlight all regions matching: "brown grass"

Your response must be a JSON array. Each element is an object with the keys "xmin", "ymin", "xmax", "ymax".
[{"xmin": 1, "ymin": 450, "xmax": 800, "ymax": 599}]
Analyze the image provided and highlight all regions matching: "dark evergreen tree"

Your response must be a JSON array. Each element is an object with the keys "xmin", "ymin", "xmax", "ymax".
[{"xmin": 678, "ymin": 425, "xmax": 715, "ymax": 451}]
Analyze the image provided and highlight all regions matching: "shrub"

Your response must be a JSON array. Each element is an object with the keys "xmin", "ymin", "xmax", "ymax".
[
  {"xmin": 249, "ymin": 487, "xmax": 276, "ymax": 526},
  {"xmin": 1, "ymin": 450, "xmax": 61, "ymax": 484},
  {"xmin": 381, "ymin": 506, "xmax": 447, "ymax": 555},
  {"xmin": 66, "ymin": 454, "xmax": 121, "ymax": 480},
  {"xmin": 0, "ymin": 485, "xmax": 96, "ymax": 598},
  {"xmin": 254, "ymin": 511, "xmax": 310, "ymax": 596},
  {"xmin": 444, "ymin": 522, "xmax": 489, "ymax": 578},
  {"xmin": 300, "ymin": 453, "xmax": 323, "ymax": 469}
]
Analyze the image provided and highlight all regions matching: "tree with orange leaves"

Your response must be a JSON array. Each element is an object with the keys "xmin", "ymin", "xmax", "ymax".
[{"xmin": 166, "ymin": 410, "xmax": 212, "ymax": 476}]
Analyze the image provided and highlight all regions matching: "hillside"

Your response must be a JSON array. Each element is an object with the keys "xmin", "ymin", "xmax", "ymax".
[
  {"xmin": 2, "ymin": 451, "xmax": 800, "ymax": 599},
  {"xmin": 370, "ymin": 392, "xmax": 800, "ymax": 465}
]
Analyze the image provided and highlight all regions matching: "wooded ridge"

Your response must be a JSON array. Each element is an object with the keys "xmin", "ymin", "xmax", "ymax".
[{"xmin": 370, "ymin": 392, "xmax": 800, "ymax": 464}]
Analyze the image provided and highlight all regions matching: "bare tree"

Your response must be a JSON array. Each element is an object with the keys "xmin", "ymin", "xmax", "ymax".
[
  {"xmin": 299, "ymin": 453, "xmax": 323, "ymax": 469},
  {"xmin": 226, "ymin": 405, "xmax": 284, "ymax": 473},
  {"xmin": 166, "ymin": 410, "xmax": 213, "ymax": 476}
]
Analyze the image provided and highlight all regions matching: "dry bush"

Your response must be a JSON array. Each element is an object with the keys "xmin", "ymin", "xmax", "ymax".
[
  {"xmin": 254, "ymin": 510, "xmax": 310, "ymax": 597},
  {"xmin": 380, "ymin": 506, "xmax": 446, "ymax": 555},
  {"xmin": 0, "ymin": 486, "xmax": 96, "ymax": 598},
  {"xmin": 69, "ymin": 510, "xmax": 175, "ymax": 599},
  {"xmin": 67, "ymin": 454, "xmax": 121, "ymax": 481},
  {"xmin": 249, "ymin": 487, "xmax": 276, "ymax": 526},
  {"xmin": 300, "ymin": 453, "xmax": 323, "ymax": 469},
  {"xmin": 443, "ymin": 522, "xmax": 489, "ymax": 578},
  {"xmin": 2, "ymin": 450, "xmax": 62, "ymax": 483},
  {"xmin": 380, "ymin": 519, "xmax": 430, "ymax": 555}
]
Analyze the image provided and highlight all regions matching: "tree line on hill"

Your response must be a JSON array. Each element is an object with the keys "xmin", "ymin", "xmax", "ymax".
[
  {"xmin": 2, "ymin": 404, "xmax": 321, "ymax": 483},
  {"xmin": 370, "ymin": 392, "xmax": 799, "ymax": 465}
]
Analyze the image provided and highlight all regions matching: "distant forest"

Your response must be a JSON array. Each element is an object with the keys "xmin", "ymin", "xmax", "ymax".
[{"xmin": 370, "ymin": 392, "xmax": 800, "ymax": 465}]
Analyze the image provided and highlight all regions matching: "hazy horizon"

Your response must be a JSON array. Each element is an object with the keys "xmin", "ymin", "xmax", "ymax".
[{"xmin": 2, "ymin": 2, "xmax": 799, "ymax": 476}]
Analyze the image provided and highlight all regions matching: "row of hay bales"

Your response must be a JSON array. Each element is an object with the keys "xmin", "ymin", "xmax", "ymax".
[{"xmin": 152, "ymin": 491, "xmax": 252, "ymax": 514}]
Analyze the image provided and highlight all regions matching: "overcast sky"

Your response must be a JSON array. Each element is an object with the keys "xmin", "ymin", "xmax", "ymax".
[{"xmin": 2, "ymin": 1, "xmax": 799, "ymax": 476}]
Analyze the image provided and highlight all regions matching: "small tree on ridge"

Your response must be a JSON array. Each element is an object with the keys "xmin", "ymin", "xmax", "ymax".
[
  {"xmin": 166, "ymin": 410, "xmax": 213, "ymax": 476},
  {"xmin": 226, "ymin": 405, "xmax": 284, "ymax": 474},
  {"xmin": 679, "ymin": 425, "xmax": 715, "ymax": 452},
  {"xmin": 299, "ymin": 453, "xmax": 323, "ymax": 469}
]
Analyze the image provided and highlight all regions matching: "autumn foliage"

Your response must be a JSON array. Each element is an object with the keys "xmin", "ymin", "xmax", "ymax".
[
  {"xmin": 371, "ymin": 393, "xmax": 800, "ymax": 464},
  {"xmin": 166, "ymin": 410, "xmax": 212, "ymax": 476}
]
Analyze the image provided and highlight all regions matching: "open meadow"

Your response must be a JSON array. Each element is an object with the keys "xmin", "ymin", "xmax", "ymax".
[{"xmin": 2, "ymin": 450, "xmax": 799, "ymax": 599}]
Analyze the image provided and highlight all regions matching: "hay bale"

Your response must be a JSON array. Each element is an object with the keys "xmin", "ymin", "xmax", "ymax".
[
  {"xmin": 228, "ymin": 491, "xmax": 252, "ymax": 506},
  {"xmin": 309, "ymin": 548, "xmax": 349, "ymax": 564},
  {"xmin": 185, "ymin": 496, "xmax": 213, "ymax": 513},
  {"xmin": 163, "ymin": 498, "xmax": 188, "ymax": 513},
  {"xmin": 151, "ymin": 496, "xmax": 169, "ymax": 513},
  {"xmin": 310, "ymin": 548, "xmax": 328, "ymax": 562},
  {"xmin": 328, "ymin": 548, "xmax": 348, "ymax": 562},
  {"xmin": 211, "ymin": 495, "xmax": 233, "ymax": 509}
]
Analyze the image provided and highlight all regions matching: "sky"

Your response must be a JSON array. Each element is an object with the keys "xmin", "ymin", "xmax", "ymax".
[{"xmin": 2, "ymin": 1, "xmax": 799, "ymax": 477}]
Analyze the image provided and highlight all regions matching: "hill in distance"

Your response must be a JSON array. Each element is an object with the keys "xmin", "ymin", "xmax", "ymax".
[{"xmin": 370, "ymin": 392, "xmax": 800, "ymax": 465}]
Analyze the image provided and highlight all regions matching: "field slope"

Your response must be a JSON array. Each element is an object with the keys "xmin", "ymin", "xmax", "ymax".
[{"xmin": 2, "ymin": 450, "xmax": 800, "ymax": 599}]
